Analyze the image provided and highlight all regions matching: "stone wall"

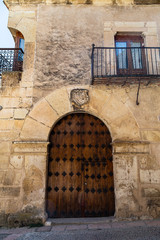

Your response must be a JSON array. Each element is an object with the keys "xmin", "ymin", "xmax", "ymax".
[
  {"xmin": 0, "ymin": 75, "xmax": 33, "ymax": 226},
  {"xmin": 33, "ymin": 5, "xmax": 160, "ymax": 100},
  {"xmin": 0, "ymin": 84, "xmax": 160, "ymax": 226},
  {"xmin": 0, "ymin": 1, "xmax": 159, "ymax": 226}
]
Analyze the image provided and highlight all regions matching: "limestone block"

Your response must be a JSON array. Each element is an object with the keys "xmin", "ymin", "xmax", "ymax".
[
  {"xmin": 113, "ymin": 142, "xmax": 149, "ymax": 154},
  {"xmin": 5, "ymin": 199, "xmax": 22, "ymax": 214},
  {"xmin": 25, "ymin": 155, "xmax": 46, "ymax": 173},
  {"xmin": 23, "ymin": 165, "xmax": 44, "ymax": 194},
  {"xmin": 146, "ymin": 22, "xmax": 157, "ymax": 27},
  {"xmin": 139, "ymin": 154, "xmax": 159, "ymax": 170},
  {"xmin": 150, "ymin": 144, "xmax": 160, "ymax": 163},
  {"xmin": 1, "ymin": 72, "xmax": 21, "ymax": 87},
  {"xmin": 19, "ymin": 98, "xmax": 33, "ymax": 108},
  {"xmin": 8, "ymin": 11, "xmax": 33, "ymax": 29},
  {"xmin": 100, "ymin": 95, "xmax": 129, "ymax": 124},
  {"xmin": 139, "ymin": 156, "xmax": 148, "ymax": 169},
  {"xmin": 115, "ymin": 167, "xmax": 128, "ymax": 180},
  {"xmin": 114, "ymin": 155, "xmax": 138, "ymax": 188},
  {"xmin": 26, "ymin": 88, "xmax": 33, "ymax": 97},
  {"xmin": 114, "ymin": 21, "xmax": 145, "ymax": 28},
  {"xmin": 6, "ymin": 205, "xmax": 45, "ymax": 228},
  {"xmin": 104, "ymin": 27, "xmax": 112, "ymax": 31},
  {"xmin": 14, "ymin": 120, "xmax": 24, "ymax": 130},
  {"xmin": 143, "ymin": 188, "xmax": 160, "ymax": 197},
  {"xmin": 20, "ymin": 80, "xmax": 34, "ymax": 88},
  {"xmin": 10, "ymin": 155, "xmax": 24, "ymax": 169},
  {"xmin": 0, "ymin": 109, "xmax": 13, "ymax": 119},
  {"xmin": 14, "ymin": 109, "xmax": 28, "ymax": 119},
  {"xmin": 3, "ymin": 169, "xmax": 15, "ymax": 185},
  {"xmin": 150, "ymin": 170, "xmax": 160, "ymax": 184},
  {"xmin": 0, "ymin": 142, "xmax": 11, "ymax": 154},
  {"xmin": 116, "ymin": 0, "xmax": 133, "ymax": 5},
  {"xmin": 0, "ymin": 156, "xmax": 9, "ymax": 169},
  {"xmin": 88, "ymin": 88, "xmax": 111, "ymax": 115},
  {"xmin": 11, "ymin": 87, "xmax": 26, "ymax": 98},
  {"xmin": 18, "ymin": 18, "xmax": 36, "ymax": 43},
  {"xmin": 23, "ymin": 43, "xmax": 35, "ymax": 70},
  {"xmin": 23, "ymin": 188, "xmax": 45, "ymax": 206},
  {"xmin": 0, "ymin": 120, "xmax": 14, "ymax": 130},
  {"xmin": 14, "ymin": 171, "xmax": 22, "ymax": 185},
  {"xmin": 45, "ymin": 88, "xmax": 70, "ymax": 116},
  {"xmin": 0, "ymin": 172, "xmax": 4, "ymax": 184},
  {"xmin": 12, "ymin": 142, "xmax": 48, "ymax": 153},
  {"xmin": 145, "ymin": 35, "xmax": 158, "ymax": 47},
  {"xmin": 0, "ymin": 131, "xmax": 19, "ymax": 141},
  {"xmin": 92, "ymin": 0, "xmax": 113, "ymax": 5},
  {"xmin": 104, "ymin": 31, "xmax": 115, "ymax": 47},
  {"xmin": 126, "ymin": 86, "xmax": 160, "ymax": 129},
  {"xmin": 20, "ymin": 117, "xmax": 50, "ymax": 141},
  {"xmin": 114, "ymin": 27, "xmax": 146, "ymax": 33},
  {"xmin": 104, "ymin": 22, "xmax": 112, "ymax": 28},
  {"xmin": 29, "ymin": 98, "xmax": 59, "ymax": 127},
  {"xmin": 0, "ymin": 199, "xmax": 7, "ymax": 213},
  {"xmin": 0, "ymin": 187, "xmax": 20, "ymax": 197},
  {"xmin": 110, "ymin": 113, "xmax": 140, "ymax": 141},
  {"xmin": 147, "ymin": 27, "xmax": 157, "ymax": 33},
  {"xmin": 147, "ymin": 198, "xmax": 160, "ymax": 219},
  {"xmin": 0, "ymin": 98, "xmax": 19, "ymax": 108},
  {"xmin": 116, "ymin": 195, "xmax": 140, "ymax": 218},
  {"xmin": 140, "ymin": 170, "xmax": 151, "ymax": 183},
  {"xmin": 32, "ymin": 88, "xmax": 50, "ymax": 102},
  {"xmin": 141, "ymin": 130, "xmax": 160, "ymax": 142},
  {"xmin": 114, "ymin": 182, "xmax": 128, "ymax": 201},
  {"xmin": 8, "ymin": 11, "xmax": 36, "ymax": 42},
  {"xmin": 112, "ymin": 87, "xmax": 128, "ymax": 104},
  {"xmin": 0, "ymin": 210, "xmax": 7, "ymax": 227}
]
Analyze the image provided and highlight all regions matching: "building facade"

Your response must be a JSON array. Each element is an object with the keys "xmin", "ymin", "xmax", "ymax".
[{"xmin": 0, "ymin": 0, "xmax": 160, "ymax": 227}]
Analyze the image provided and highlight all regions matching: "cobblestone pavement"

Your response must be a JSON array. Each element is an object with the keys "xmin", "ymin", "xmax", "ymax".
[{"xmin": 0, "ymin": 219, "xmax": 160, "ymax": 240}]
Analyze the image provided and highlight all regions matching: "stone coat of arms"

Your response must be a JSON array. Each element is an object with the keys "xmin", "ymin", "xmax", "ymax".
[{"xmin": 70, "ymin": 89, "xmax": 89, "ymax": 108}]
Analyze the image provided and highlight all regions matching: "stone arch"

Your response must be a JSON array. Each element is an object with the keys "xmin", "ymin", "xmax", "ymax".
[
  {"xmin": 20, "ymin": 86, "xmax": 140, "ymax": 141},
  {"xmin": 18, "ymin": 86, "xmax": 144, "ymax": 221},
  {"xmin": 9, "ymin": 28, "xmax": 25, "ymax": 49}
]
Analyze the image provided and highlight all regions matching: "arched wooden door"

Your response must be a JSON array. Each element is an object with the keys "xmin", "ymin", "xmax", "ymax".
[{"xmin": 46, "ymin": 113, "xmax": 115, "ymax": 218}]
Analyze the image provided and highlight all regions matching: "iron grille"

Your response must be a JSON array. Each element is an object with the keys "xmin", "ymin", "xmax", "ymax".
[
  {"xmin": 91, "ymin": 44, "xmax": 160, "ymax": 84},
  {"xmin": 0, "ymin": 48, "xmax": 24, "ymax": 80}
]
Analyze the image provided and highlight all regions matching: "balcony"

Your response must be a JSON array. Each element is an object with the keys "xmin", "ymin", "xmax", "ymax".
[
  {"xmin": 0, "ymin": 48, "xmax": 24, "ymax": 80},
  {"xmin": 91, "ymin": 45, "xmax": 160, "ymax": 85}
]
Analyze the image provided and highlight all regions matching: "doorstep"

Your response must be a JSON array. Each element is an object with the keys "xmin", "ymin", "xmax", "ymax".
[{"xmin": 45, "ymin": 216, "xmax": 117, "ymax": 226}]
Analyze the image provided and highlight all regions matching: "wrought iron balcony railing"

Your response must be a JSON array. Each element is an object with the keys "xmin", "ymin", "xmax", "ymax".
[
  {"xmin": 0, "ymin": 48, "xmax": 24, "ymax": 79},
  {"xmin": 91, "ymin": 45, "xmax": 160, "ymax": 84}
]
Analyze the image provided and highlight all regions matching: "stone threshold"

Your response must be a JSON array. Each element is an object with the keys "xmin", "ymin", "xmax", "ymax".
[
  {"xmin": 45, "ymin": 216, "xmax": 118, "ymax": 226},
  {"xmin": 45, "ymin": 216, "xmax": 156, "ymax": 226}
]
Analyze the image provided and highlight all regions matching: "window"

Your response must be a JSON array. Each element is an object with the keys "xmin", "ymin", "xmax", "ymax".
[{"xmin": 115, "ymin": 34, "xmax": 146, "ymax": 76}]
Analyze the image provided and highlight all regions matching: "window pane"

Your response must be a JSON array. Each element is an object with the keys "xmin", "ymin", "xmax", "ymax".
[
  {"xmin": 19, "ymin": 39, "xmax": 25, "ymax": 51},
  {"xmin": 130, "ymin": 42, "xmax": 142, "ymax": 69},
  {"xmin": 18, "ymin": 39, "xmax": 25, "ymax": 61},
  {"xmin": 116, "ymin": 42, "xmax": 127, "ymax": 69}
]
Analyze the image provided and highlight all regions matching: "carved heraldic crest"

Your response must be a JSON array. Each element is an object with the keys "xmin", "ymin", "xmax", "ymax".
[{"xmin": 70, "ymin": 89, "xmax": 89, "ymax": 107}]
